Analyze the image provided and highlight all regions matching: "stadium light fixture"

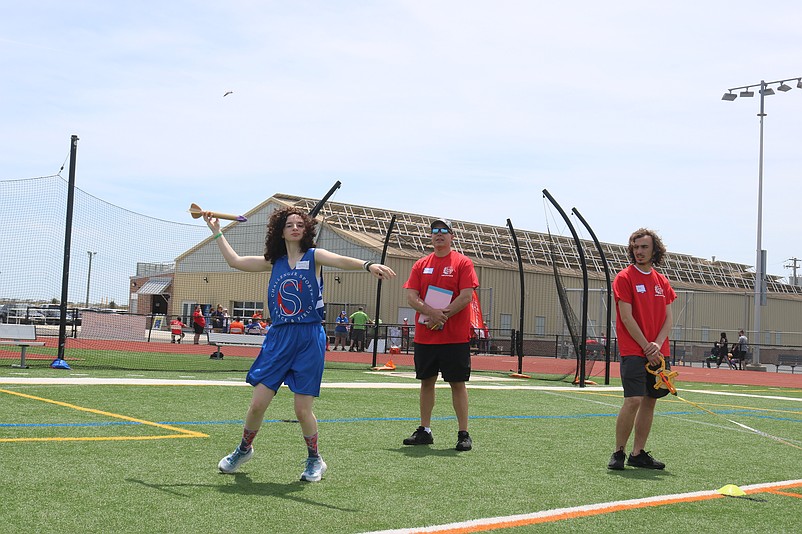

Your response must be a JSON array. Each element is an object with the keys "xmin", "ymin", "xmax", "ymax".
[
  {"xmin": 721, "ymin": 91, "xmax": 737, "ymax": 101},
  {"xmin": 721, "ymin": 75, "xmax": 802, "ymax": 370},
  {"xmin": 740, "ymin": 89, "xmax": 755, "ymax": 97}
]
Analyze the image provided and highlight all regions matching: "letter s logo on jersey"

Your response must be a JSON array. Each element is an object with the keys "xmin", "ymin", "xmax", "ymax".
[{"xmin": 277, "ymin": 279, "xmax": 304, "ymax": 316}]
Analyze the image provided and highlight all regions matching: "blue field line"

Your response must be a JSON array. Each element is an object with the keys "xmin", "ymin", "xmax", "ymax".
[{"xmin": 2, "ymin": 411, "xmax": 799, "ymax": 429}]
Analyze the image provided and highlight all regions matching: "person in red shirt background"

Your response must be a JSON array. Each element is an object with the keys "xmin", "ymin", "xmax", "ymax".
[
  {"xmin": 402, "ymin": 218, "xmax": 479, "ymax": 452},
  {"xmin": 192, "ymin": 305, "xmax": 206, "ymax": 345},
  {"xmin": 170, "ymin": 316, "xmax": 186, "ymax": 344}
]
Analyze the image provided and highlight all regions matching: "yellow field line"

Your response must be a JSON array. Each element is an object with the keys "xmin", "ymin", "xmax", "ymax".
[{"xmin": 0, "ymin": 388, "xmax": 207, "ymax": 442}]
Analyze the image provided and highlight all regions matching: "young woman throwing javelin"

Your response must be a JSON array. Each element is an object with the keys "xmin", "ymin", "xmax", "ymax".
[{"xmin": 205, "ymin": 206, "xmax": 396, "ymax": 481}]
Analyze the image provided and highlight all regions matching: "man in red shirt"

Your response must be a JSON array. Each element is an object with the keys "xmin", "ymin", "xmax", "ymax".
[
  {"xmin": 608, "ymin": 228, "xmax": 676, "ymax": 471},
  {"xmin": 402, "ymin": 218, "xmax": 479, "ymax": 451},
  {"xmin": 192, "ymin": 305, "xmax": 206, "ymax": 345}
]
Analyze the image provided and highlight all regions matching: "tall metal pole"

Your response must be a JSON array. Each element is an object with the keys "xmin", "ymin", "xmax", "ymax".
[
  {"xmin": 85, "ymin": 251, "xmax": 97, "ymax": 308},
  {"xmin": 56, "ymin": 135, "xmax": 79, "ymax": 361},
  {"xmin": 371, "ymin": 215, "xmax": 396, "ymax": 368},
  {"xmin": 722, "ymin": 75, "xmax": 801, "ymax": 370},
  {"xmin": 752, "ymin": 80, "xmax": 766, "ymax": 369}
]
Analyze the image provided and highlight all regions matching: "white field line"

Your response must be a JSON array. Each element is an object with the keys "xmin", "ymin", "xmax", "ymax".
[
  {"xmin": 360, "ymin": 479, "xmax": 802, "ymax": 534},
  {"xmin": 0, "ymin": 376, "xmax": 800, "ymax": 404}
]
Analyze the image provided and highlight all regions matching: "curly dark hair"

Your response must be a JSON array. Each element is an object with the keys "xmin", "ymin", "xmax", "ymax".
[
  {"xmin": 627, "ymin": 228, "xmax": 667, "ymax": 267},
  {"xmin": 264, "ymin": 207, "xmax": 318, "ymax": 264}
]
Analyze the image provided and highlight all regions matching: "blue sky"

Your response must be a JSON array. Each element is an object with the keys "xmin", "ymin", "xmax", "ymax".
[{"xmin": 2, "ymin": 1, "xmax": 801, "ymax": 281}]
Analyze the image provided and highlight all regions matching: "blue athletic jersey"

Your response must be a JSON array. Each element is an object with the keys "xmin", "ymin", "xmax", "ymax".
[{"xmin": 268, "ymin": 248, "xmax": 324, "ymax": 327}]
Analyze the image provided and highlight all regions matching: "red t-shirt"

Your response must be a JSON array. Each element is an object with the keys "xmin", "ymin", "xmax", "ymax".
[
  {"xmin": 170, "ymin": 319, "xmax": 185, "ymax": 335},
  {"xmin": 613, "ymin": 264, "xmax": 676, "ymax": 357},
  {"xmin": 404, "ymin": 251, "xmax": 479, "ymax": 345}
]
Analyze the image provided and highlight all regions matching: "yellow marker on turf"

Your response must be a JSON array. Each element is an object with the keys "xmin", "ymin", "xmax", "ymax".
[{"xmin": 717, "ymin": 484, "xmax": 746, "ymax": 497}]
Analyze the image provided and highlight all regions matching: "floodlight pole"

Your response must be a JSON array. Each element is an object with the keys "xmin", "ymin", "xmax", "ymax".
[
  {"xmin": 722, "ymin": 75, "xmax": 801, "ymax": 371},
  {"xmin": 752, "ymin": 81, "xmax": 766, "ymax": 370}
]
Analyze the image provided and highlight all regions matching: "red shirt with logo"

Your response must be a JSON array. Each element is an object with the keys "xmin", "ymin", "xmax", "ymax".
[
  {"xmin": 404, "ymin": 251, "xmax": 479, "ymax": 345},
  {"xmin": 170, "ymin": 319, "xmax": 185, "ymax": 335},
  {"xmin": 613, "ymin": 264, "xmax": 676, "ymax": 358}
]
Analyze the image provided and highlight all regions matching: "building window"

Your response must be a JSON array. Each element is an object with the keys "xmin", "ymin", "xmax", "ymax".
[
  {"xmin": 535, "ymin": 316, "xmax": 546, "ymax": 336},
  {"xmin": 232, "ymin": 301, "xmax": 265, "ymax": 321},
  {"xmin": 499, "ymin": 314, "xmax": 512, "ymax": 332},
  {"xmin": 701, "ymin": 327, "xmax": 710, "ymax": 343}
]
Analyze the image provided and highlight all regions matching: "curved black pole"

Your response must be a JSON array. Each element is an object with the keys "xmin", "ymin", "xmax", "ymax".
[
  {"xmin": 571, "ymin": 207, "xmax": 612, "ymax": 386},
  {"xmin": 506, "ymin": 219, "xmax": 525, "ymax": 374},
  {"xmin": 309, "ymin": 180, "xmax": 341, "ymax": 218},
  {"xmin": 542, "ymin": 189, "xmax": 589, "ymax": 387},
  {"xmin": 57, "ymin": 135, "xmax": 79, "ymax": 362},
  {"xmin": 371, "ymin": 215, "xmax": 396, "ymax": 367},
  {"xmin": 307, "ymin": 180, "xmax": 342, "ymax": 347}
]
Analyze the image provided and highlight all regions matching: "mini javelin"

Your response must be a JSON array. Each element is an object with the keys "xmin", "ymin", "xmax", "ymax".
[{"xmin": 188, "ymin": 203, "xmax": 247, "ymax": 222}]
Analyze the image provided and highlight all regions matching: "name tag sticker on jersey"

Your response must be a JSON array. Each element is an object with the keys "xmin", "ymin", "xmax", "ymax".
[
  {"xmin": 636, "ymin": 284, "xmax": 646, "ymax": 293},
  {"xmin": 295, "ymin": 260, "xmax": 310, "ymax": 270},
  {"xmin": 423, "ymin": 267, "xmax": 434, "ymax": 274}
]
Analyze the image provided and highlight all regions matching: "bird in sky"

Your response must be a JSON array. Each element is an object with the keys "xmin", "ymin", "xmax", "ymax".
[{"xmin": 223, "ymin": 91, "xmax": 233, "ymax": 97}]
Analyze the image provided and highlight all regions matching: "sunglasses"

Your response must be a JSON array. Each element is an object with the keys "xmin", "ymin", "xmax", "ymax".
[{"xmin": 431, "ymin": 228, "xmax": 450, "ymax": 234}]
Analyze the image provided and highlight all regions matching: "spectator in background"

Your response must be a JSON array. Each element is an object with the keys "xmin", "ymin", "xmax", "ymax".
[
  {"xmin": 170, "ymin": 316, "xmax": 186, "ymax": 344},
  {"xmin": 192, "ymin": 305, "xmax": 206, "ymax": 345},
  {"xmin": 333, "ymin": 310, "xmax": 349, "ymax": 351},
  {"xmin": 229, "ymin": 317, "xmax": 245, "ymax": 334},
  {"xmin": 349, "ymin": 307, "xmax": 371, "ymax": 352},
  {"xmin": 245, "ymin": 318, "xmax": 264, "ymax": 335},
  {"xmin": 401, "ymin": 318, "xmax": 411, "ymax": 351},
  {"xmin": 211, "ymin": 304, "xmax": 225, "ymax": 331},
  {"xmin": 733, "ymin": 329, "xmax": 749, "ymax": 368},
  {"xmin": 222, "ymin": 308, "xmax": 231, "ymax": 333},
  {"xmin": 716, "ymin": 332, "xmax": 731, "ymax": 369}
]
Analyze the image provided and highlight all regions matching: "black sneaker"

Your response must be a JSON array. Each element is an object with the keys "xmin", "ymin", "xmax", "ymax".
[
  {"xmin": 455, "ymin": 431, "xmax": 472, "ymax": 451},
  {"xmin": 403, "ymin": 426, "xmax": 433, "ymax": 445},
  {"xmin": 627, "ymin": 450, "xmax": 665, "ymax": 469},
  {"xmin": 607, "ymin": 450, "xmax": 625, "ymax": 470}
]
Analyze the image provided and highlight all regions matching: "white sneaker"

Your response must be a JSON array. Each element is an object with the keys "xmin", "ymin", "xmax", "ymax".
[
  {"xmin": 300, "ymin": 455, "xmax": 327, "ymax": 482},
  {"xmin": 218, "ymin": 446, "xmax": 253, "ymax": 473}
]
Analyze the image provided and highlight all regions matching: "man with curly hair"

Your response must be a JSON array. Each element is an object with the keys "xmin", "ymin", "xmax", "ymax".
[
  {"xmin": 608, "ymin": 228, "xmax": 676, "ymax": 471},
  {"xmin": 204, "ymin": 207, "xmax": 396, "ymax": 482}
]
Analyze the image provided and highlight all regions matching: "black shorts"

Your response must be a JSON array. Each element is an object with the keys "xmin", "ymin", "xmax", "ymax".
[
  {"xmin": 193, "ymin": 323, "xmax": 205, "ymax": 335},
  {"xmin": 413, "ymin": 342, "xmax": 471, "ymax": 383},
  {"xmin": 620, "ymin": 356, "xmax": 670, "ymax": 399}
]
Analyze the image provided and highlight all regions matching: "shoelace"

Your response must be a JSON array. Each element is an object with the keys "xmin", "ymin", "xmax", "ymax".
[{"xmin": 303, "ymin": 457, "xmax": 321, "ymax": 472}]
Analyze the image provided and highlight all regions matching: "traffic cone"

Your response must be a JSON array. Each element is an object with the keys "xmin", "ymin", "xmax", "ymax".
[{"xmin": 372, "ymin": 359, "xmax": 396, "ymax": 371}]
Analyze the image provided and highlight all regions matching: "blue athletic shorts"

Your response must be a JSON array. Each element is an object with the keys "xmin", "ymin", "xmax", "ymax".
[{"xmin": 246, "ymin": 322, "xmax": 326, "ymax": 397}]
